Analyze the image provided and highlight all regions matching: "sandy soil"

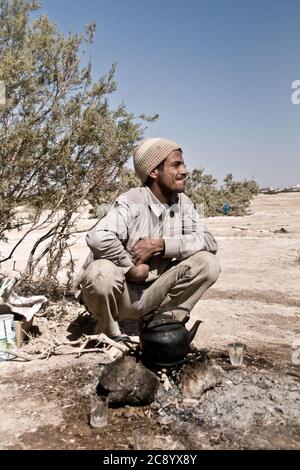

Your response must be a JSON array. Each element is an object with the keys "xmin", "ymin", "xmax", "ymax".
[
  {"xmin": 0, "ymin": 192, "xmax": 300, "ymax": 450},
  {"xmin": 191, "ymin": 192, "xmax": 300, "ymax": 363}
]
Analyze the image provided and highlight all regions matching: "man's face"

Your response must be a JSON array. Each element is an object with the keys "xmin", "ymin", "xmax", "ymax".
[{"xmin": 155, "ymin": 150, "xmax": 188, "ymax": 194}]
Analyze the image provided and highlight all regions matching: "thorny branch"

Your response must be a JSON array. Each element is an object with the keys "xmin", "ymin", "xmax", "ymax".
[{"xmin": 0, "ymin": 333, "xmax": 130, "ymax": 362}]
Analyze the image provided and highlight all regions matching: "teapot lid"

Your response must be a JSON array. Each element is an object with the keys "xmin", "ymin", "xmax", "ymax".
[{"xmin": 141, "ymin": 313, "xmax": 184, "ymax": 332}]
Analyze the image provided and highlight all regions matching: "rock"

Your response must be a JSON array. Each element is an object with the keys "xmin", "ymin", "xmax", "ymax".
[
  {"xmin": 157, "ymin": 416, "xmax": 173, "ymax": 426},
  {"xmin": 96, "ymin": 355, "xmax": 160, "ymax": 406},
  {"xmin": 133, "ymin": 432, "xmax": 185, "ymax": 450},
  {"xmin": 274, "ymin": 406, "xmax": 284, "ymax": 413},
  {"xmin": 121, "ymin": 407, "xmax": 135, "ymax": 419},
  {"xmin": 161, "ymin": 373, "xmax": 173, "ymax": 391},
  {"xmin": 180, "ymin": 360, "xmax": 225, "ymax": 399}
]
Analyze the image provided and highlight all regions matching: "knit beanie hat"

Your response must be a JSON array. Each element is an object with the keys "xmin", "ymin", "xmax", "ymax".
[{"xmin": 133, "ymin": 138, "xmax": 181, "ymax": 184}]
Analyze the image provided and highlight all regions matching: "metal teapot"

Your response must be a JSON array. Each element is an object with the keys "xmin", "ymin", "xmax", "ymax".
[{"xmin": 139, "ymin": 311, "xmax": 202, "ymax": 367}]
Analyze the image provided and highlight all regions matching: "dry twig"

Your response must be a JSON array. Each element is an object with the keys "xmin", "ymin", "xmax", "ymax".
[{"xmin": 2, "ymin": 332, "xmax": 129, "ymax": 362}]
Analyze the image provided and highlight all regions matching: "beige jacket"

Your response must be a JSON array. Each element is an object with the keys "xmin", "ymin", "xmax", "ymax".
[{"xmin": 75, "ymin": 187, "xmax": 217, "ymax": 297}]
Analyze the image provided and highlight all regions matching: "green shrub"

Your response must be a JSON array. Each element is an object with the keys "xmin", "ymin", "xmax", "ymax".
[{"xmin": 186, "ymin": 169, "xmax": 259, "ymax": 217}]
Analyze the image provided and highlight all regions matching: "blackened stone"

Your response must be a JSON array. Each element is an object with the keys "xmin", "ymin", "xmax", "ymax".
[{"xmin": 97, "ymin": 355, "xmax": 160, "ymax": 406}]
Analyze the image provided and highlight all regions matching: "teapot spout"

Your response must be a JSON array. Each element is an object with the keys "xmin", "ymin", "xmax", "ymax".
[{"xmin": 188, "ymin": 320, "xmax": 202, "ymax": 343}]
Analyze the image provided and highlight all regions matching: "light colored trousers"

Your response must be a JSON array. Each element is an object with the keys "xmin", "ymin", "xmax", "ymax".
[{"xmin": 80, "ymin": 251, "xmax": 221, "ymax": 337}]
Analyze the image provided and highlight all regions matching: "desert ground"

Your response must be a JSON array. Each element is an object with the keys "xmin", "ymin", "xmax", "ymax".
[{"xmin": 0, "ymin": 192, "xmax": 300, "ymax": 450}]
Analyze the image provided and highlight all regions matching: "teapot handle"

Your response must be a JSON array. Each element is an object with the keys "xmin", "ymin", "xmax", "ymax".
[
  {"xmin": 139, "ymin": 311, "xmax": 157, "ymax": 331},
  {"xmin": 175, "ymin": 307, "xmax": 190, "ymax": 324}
]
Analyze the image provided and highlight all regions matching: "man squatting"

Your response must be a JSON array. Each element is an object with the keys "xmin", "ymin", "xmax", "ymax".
[{"xmin": 75, "ymin": 138, "xmax": 221, "ymax": 340}]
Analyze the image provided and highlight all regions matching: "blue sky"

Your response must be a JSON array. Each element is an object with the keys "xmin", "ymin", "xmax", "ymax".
[{"xmin": 40, "ymin": 0, "xmax": 300, "ymax": 187}]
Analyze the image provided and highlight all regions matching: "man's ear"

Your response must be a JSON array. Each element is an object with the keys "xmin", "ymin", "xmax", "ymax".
[{"xmin": 148, "ymin": 168, "xmax": 159, "ymax": 181}]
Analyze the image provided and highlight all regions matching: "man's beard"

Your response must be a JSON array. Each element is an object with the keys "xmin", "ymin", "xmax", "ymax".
[{"xmin": 158, "ymin": 177, "xmax": 186, "ymax": 196}]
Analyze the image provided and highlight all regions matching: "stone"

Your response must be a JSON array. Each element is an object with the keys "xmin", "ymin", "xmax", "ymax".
[
  {"xmin": 96, "ymin": 355, "xmax": 160, "ymax": 406},
  {"xmin": 181, "ymin": 360, "xmax": 225, "ymax": 399}
]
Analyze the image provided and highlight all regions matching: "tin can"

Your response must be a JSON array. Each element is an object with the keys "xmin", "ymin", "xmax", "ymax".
[{"xmin": 0, "ymin": 314, "xmax": 16, "ymax": 361}]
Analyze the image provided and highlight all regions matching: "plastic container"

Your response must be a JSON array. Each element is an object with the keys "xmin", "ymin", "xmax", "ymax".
[{"xmin": 0, "ymin": 314, "xmax": 16, "ymax": 361}]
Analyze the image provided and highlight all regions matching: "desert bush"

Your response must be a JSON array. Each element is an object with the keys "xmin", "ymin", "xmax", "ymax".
[
  {"xmin": 0, "ymin": 0, "xmax": 157, "ymax": 288},
  {"xmin": 186, "ymin": 168, "xmax": 259, "ymax": 216}
]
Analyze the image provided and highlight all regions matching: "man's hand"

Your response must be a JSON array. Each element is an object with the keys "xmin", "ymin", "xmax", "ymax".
[
  {"xmin": 125, "ymin": 264, "xmax": 150, "ymax": 283},
  {"xmin": 133, "ymin": 238, "xmax": 165, "ymax": 265}
]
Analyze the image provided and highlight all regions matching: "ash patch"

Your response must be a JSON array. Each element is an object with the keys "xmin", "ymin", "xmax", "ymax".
[{"xmin": 151, "ymin": 354, "xmax": 300, "ymax": 449}]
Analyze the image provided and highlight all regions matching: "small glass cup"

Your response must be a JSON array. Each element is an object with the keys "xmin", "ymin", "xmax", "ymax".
[
  {"xmin": 90, "ymin": 395, "xmax": 109, "ymax": 428},
  {"xmin": 227, "ymin": 342, "xmax": 246, "ymax": 367}
]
